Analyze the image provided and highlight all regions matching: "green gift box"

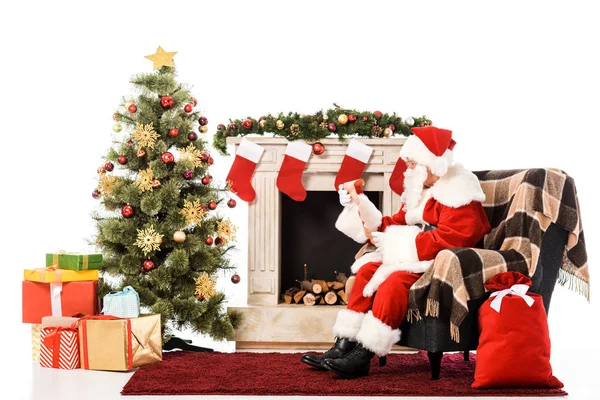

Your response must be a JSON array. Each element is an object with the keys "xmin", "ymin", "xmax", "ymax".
[{"xmin": 45, "ymin": 252, "xmax": 103, "ymax": 271}]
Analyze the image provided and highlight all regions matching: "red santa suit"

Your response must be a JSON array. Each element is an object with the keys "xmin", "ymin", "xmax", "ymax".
[{"xmin": 330, "ymin": 127, "xmax": 491, "ymax": 357}]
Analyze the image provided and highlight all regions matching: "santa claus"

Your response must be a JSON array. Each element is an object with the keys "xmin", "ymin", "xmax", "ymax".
[{"xmin": 301, "ymin": 126, "xmax": 491, "ymax": 378}]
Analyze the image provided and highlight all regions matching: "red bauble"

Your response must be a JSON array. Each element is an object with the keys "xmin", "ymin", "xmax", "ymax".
[
  {"xmin": 169, "ymin": 128, "xmax": 179, "ymax": 137},
  {"xmin": 188, "ymin": 132, "xmax": 198, "ymax": 141},
  {"xmin": 214, "ymin": 237, "xmax": 223, "ymax": 246},
  {"xmin": 118, "ymin": 155, "xmax": 128, "ymax": 165},
  {"xmin": 217, "ymin": 124, "xmax": 225, "ymax": 131},
  {"xmin": 142, "ymin": 259, "xmax": 155, "ymax": 272},
  {"xmin": 128, "ymin": 104, "xmax": 137, "ymax": 113},
  {"xmin": 121, "ymin": 205, "xmax": 134, "ymax": 218},
  {"xmin": 201, "ymin": 176, "xmax": 211, "ymax": 185},
  {"xmin": 373, "ymin": 110, "xmax": 383, "ymax": 118},
  {"xmin": 184, "ymin": 104, "xmax": 193, "ymax": 113},
  {"xmin": 200, "ymin": 152, "xmax": 209, "ymax": 162},
  {"xmin": 160, "ymin": 96, "xmax": 174, "ymax": 109},
  {"xmin": 208, "ymin": 201, "xmax": 217, "ymax": 210},
  {"xmin": 388, "ymin": 124, "xmax": 396, "ymax": 132},
  {"xmin": 161, "ymin": 152, "xmax": 174, "ymax": 164},
  {"xmin": 183, "ymin": 170, "xmax": 194, "ymax": 180},
  {"xmin": 198, "ymin": 116, "xmax": 208, "ymax": 126},
  {"xmin": 362, "ymin": 116, "xmax": 368, "ymax": 121},
  {"xmin": 242, "ymin": 119, "xmax": 253, "ymax": 129},
  {"xmin": 104, "ymin": 162, "xmax": 114, "ymax": 172},
  {"xmin": 228, "ymin": 123, "xmax": 237, "ymax": 131},
  {"xmin": 348, "ymin": 114, "xmax": 357, "ymax": 122},
  {"xmin": 259, "ymin": 116, "xmax": 265, "ymax": 122},
  {"xmin": 207, "ymin": 156, "xmax": 214, "ymax": 165},
  {"xmin": 126, "ymin": 140, "xmax": 134, "ymax": 146},
  {"xmin": 92, "ymin": 189, "xmax": 100, "ymax": 199},
  {"xmin": 191, "ymin": 98, "xmax": 198, "ymax": 106},
  {"xmin": 205, "ymin": 237, "xmax": 214, "ymax": 245},
  {"xmin": 227, "ymin": 199, "xmax": 237, "ymax": 208},
  {"xmin": 327, "ymin": 123, "xmax": 337, "ymax": 132},
  {"xmin": 312, "ymin": 142, "xmax": 325, "ymax": 155},
  {"xmin": 231, "ymin": 274, "xmax": 241, "ymax": 284}
]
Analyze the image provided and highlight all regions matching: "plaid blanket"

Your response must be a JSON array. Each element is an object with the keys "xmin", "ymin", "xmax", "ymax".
[{"xmin": 406, "ymin": 168, "xmax": 589, "ymax": 342}]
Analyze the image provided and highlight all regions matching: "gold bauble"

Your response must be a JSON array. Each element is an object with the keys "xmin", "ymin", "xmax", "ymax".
[
  {"xmin": 200, "ymin": 126, "xmax": 209, "ymax": 134},
  {"xmin": 97, "ymin": 166, "xmax": 106, "ymax": 174},
  {"xmin": 173, "ymin": 231, "xmax": 187, "ymax": 243},
  {"xmin": 338, "ymin": 114, "xmax": 348, "ymax": 125},
  {"xmin": 152, "ymin": 179, "xmax": 161, "ymax": 189},
  {"xmin": 383, "ymin": 127, "xmax": 393, "ymax": 137},
  {"xmin": 259, "ymin": 120, "xmax": 266, "ymax": 128},
  {"xmin": 276, "ymin": 120, "xmax": 285, "ymax": 130},
  {"xmin": 323, "ymin": 114, "xmax": 328, "ymax": 121},
  {"xmin": 136, "ymin": 148, "xmax": 146, "ymax": 158}
]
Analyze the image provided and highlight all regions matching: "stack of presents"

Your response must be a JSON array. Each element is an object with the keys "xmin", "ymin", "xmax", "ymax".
[{"xmin": 22, "ymin": 252, "xmax": 162, "ymax": 371}]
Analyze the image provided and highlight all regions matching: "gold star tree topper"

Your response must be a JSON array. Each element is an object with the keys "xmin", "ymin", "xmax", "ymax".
[{"xmin": 145, "ymin": 46, "xmax": 177, "ymax": 70}]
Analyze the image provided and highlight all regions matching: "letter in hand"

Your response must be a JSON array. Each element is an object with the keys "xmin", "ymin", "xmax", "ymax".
[{"xmin": 342, "ymin": 179, "xmax": 365, "ymax": 205}]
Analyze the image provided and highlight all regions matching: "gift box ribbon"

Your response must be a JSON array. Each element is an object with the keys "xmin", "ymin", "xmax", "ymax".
[
  {"xmin": 33, "ymin": 265, "xmax": 63, "ymax": 283},
  {"xmin": 42, "ymin": 327, "xmax": 77, "ymax": 368},
  {"xmin": 52, "ymin": 251, "xmax": 89, "ymax": 270},
  {"xmin": 79, "ymin": 315, "xmax": 132, "ymax": 370},
  {"xmin": 489, "ymin": 283, "xmax": 535, "ymax": 313}
]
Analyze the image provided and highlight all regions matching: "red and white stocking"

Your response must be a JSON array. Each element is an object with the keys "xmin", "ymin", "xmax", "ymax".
[
  {"xmin": 334, "ymin": 139, "xmax": 373, "ymax": 191},
  {"xmin": 226, "ymin": 138, "xmax": 264, "ymax": 202},
  {"xmin": 276, "ymin": 141, "xmax": 312, "ymax": 201}
]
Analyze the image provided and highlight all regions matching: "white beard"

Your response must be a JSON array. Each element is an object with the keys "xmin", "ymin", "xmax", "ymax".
[{"xmin": 400, "ymin": 165, "xmax": 428, "ymax": 211}]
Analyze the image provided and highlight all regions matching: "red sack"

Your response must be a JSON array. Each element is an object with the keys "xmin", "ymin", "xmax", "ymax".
[{"xmin": 472, "ymin": 271, "xmax": 563, "ymax": 389}]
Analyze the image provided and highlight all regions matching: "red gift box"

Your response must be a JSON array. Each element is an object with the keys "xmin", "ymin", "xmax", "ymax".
[
  {"xmin": 22, "ymin": 280, "xmax": 98, "ymax": 324},
  {"xmin": 40, "ymin": 327, "xmax": 80, "ymax": 369}
]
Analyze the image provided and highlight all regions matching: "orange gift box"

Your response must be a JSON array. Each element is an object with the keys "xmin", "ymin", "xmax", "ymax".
[{"xmin": 22, "ymin": 280, "xmax": 98, "ymax": 324}]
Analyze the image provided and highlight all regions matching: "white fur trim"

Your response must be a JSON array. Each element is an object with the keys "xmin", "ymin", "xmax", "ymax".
[
  {"xmin": 350, "ymin": 251, "xmax": 382, "ymax": 274},
  {"xmin": 404, "ymin": 190, "xmax": 432, "ymax": 225},
  {"xmin": 357, "ymin": 194, "xmax": 382, "ymax": 231},
  {"xmin": 346, "ymin": 139, "xmax": 373, "ymax": 163},
  {"xmin": 237, "ymin": 138, "xmax": 264, "ymax": 163},
  {"xmin": 430, "ymin": 163, "xmax": 486, "ymax": 208},
  {"xmin": 399, "ymin": 135, "xmax": 453, "ymax": 176},
  {"xmin": 332, "ymin": 309, "xmax": 365, "ymax": 340},
  {"xmin": 380, "ymin": 225, "xmax": 421, "ymax": 265},
  {"xmin": 355, "ymin": 311, "xmax": 401, "ymax": 356},
  {"xmin": 284, "ymin": 141, "xmax": 312, "ymax": 161},
  {"xmin": 362, "ymin": 261, "xmax": 433, "ymax": 297},
  {"xmin": 335, "ymin": 204, "xmax": 367, "ymax": 243}
]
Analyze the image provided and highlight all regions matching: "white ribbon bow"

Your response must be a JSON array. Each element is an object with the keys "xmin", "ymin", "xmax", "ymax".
[{"xmin": 489, "ymin": 283, "xmax": 535, "ymax": 313}]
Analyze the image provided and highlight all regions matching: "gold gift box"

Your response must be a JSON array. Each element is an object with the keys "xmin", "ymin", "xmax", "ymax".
[
  {"xmin": 79, "ymin": 314, "xmax": 162, "ymax": 371},
  {"xmin": 24, "ymin": 268, "xmax": 99, "ymax": 283}
]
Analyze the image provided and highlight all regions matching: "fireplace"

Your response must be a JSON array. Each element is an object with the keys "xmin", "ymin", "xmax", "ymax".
[{"xmin": 227, "ymin": 137, "xmax": 405, "ymax": 349}]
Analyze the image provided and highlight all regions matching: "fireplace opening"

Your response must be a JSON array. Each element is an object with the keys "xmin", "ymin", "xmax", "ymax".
[{"xmin": 280, "ymin": 191, "xmax": 381, "ymax": 299}]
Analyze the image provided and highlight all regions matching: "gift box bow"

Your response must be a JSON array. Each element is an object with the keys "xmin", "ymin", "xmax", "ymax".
[{"xmin": 489, "ymin": 283, "xmax": 535, "ymax": 313}]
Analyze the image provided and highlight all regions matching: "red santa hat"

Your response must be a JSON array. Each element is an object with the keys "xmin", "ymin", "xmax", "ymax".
[{"xmin": 399, "ymin": 126, "xmax": 456, "ymax": 176}]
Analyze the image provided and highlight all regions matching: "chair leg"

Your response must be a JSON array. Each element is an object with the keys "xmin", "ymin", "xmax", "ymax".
[
  {"xmin": 378, "ymin": 355, "xmax": 387, "ymax": 366},
  {"xmin": 427, "ymin": 351, "xmax": 443, "ymax": 380},
  {"xmin": 464, "ymin": 351, "xmax": 470, "ymax": 361}
]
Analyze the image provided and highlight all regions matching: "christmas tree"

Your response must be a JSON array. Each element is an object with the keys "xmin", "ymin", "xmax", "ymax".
[{"xmin": 92, "ymin": 47, "xmax": 241, "ymax": 344}]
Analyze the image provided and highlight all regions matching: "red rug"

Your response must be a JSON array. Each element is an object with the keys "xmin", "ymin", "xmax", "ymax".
[{"xmin": 121, "ymin": 351, "xmax": 567, "ymax": 397}]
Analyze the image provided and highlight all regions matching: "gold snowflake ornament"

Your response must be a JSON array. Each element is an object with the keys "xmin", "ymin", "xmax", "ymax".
[
  {"xmin": 180, "ymin": 144, "xmax": 204, "ymax": 168},
  {"xmin": 134, "ymin": 226, "xmax": 164, "ymax": 255},
  {"xmin": 217, "ymin": 219, "xmax": 238, "ymax": 245},
  {"xmin": 99, "ymin": 174, "xmax": 118, "ymax": 195},
  {"xmin": 179, "ymin": 199, "xmax": 206, "ymax": 226},
  {"xmin": 132, "ymin": 122, "xmax": 160, "ymax": 149},
  {"xmin": 194, "ymin": 272, "xmax": 217, "ymax": 300},
  {"xmin": 134, "ymin": 168, "xmax": 155, "ymax": 192}
]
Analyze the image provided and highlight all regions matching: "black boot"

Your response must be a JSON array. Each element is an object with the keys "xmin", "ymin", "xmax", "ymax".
[
  {"xmin": 301, "ymin": 337, "xmax": 357, "ymax": 370},
  {"xmin": 321, "ymin": 343, "xmax": 375, "ymax": 379}
]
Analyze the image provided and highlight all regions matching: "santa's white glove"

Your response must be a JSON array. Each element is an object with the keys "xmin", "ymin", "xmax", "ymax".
[
  {"xmin": 370, "ymin": 231, "xmax": 384, "ymax": 250},
  {"xmin": 338, "ymin": 185, "xmax": 352, "ymax": 207}
]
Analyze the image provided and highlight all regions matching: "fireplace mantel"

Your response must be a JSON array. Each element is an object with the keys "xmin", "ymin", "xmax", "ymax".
[{"xmin": 226, "ymin": 136, "xmax": 406, "ymax": 348}]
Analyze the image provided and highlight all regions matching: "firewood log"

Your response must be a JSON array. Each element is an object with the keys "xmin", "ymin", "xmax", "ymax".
[
  {"xmin": 283, "ymin": 287, "xmax": 300, "ymax": 304},
  {"xmin": 311, "ymin": 279, "xmax": 329, "ymax": 293},
  {"xmin": 312, "ymin": 284, "xmax": 322, "ymax": 294},
  {"xmin": 327, "ymin": 281, "xmax": 344, "ymax": 290},
  {"xmin": 319, "ymin": 296, "xmax": 326, "ymax": 305},
  {"xmin": 334, "ymin": 271, "xmax": 348, "ymax": 285},
  {"xmin": 337, "ymin": 290, "xmax": 347, "ymax": 305},
  {"xmin": 293, "ymin": 290, "xmax": 306, "ymax": 304},
  {"xmin": 296, "ymin": 279, "xmax": 314, "ymax": 292},
  {"xmin": 303, "ymin": 293, "xmax": 317, "ymax": 306},
  {"xmin": 324, "ymin": 291, "xmax": 338, "ymax": 305}
]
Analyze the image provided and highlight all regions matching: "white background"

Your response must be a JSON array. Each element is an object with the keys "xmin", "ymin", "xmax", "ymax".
[{"xmin": 1, "ymin": 1, "xmax": 598, "ymax": 398}]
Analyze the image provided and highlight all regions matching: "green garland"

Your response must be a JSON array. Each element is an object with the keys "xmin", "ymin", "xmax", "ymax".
[{"xmin": 212, "ymin": 105, "xmax": 432, "ymax": 155}]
